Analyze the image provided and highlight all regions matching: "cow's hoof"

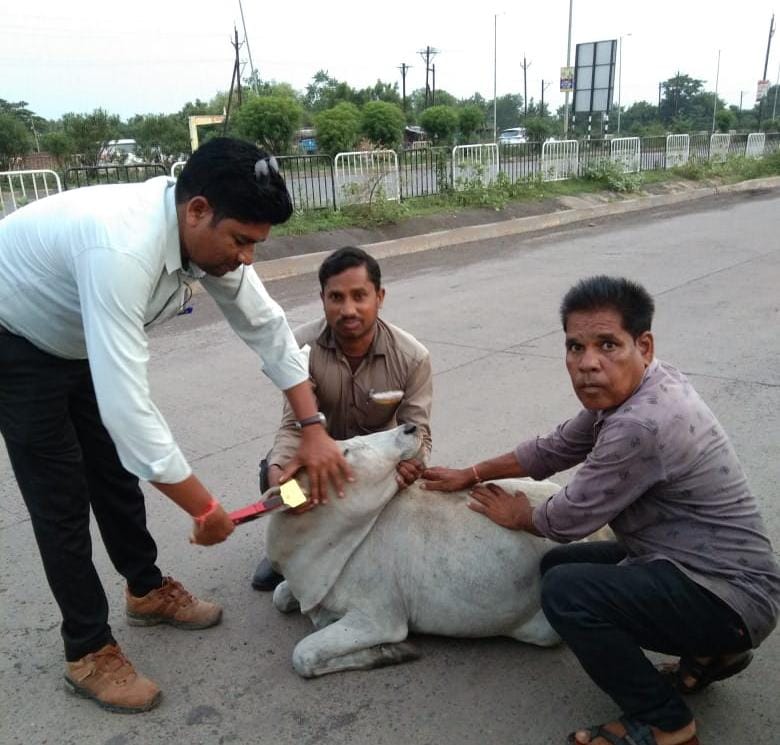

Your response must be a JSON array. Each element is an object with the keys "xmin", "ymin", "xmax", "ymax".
[{"xmin": 272, "ymin": 581, "xmax": 300, "ymax": 613}]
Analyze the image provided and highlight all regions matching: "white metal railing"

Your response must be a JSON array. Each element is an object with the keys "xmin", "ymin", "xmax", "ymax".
[
  {"xmin": 665, "ymin": 134, "xmax": 690, "ymax": 168},
  {"xmin": 541, "ymin": 140, "xmax": 579, "ymax": 181},
  {"xmin": 0, "ymin": 169, "xmax": 62, "ymax": 217},
  {"xmin": 170, "ymin": 160, "xmax": 187, "ymax": 178},
  {"xmin": 452, "ymin": 144, "xmax": 499, "ymax": 189},
  {"xmin": 745, "ymin": 133, "xmax": 766, "ymax": 159},
  {"xmin": 333, "ymin": 150, "xmax": 400, "ymax": 208},
  {"xmin": 709, "ymin": 133, "xmax": 731, "ymax": 163},
  {"xmin": 609, "ymin": 137, "xmax": 641, "ymax": 173}
]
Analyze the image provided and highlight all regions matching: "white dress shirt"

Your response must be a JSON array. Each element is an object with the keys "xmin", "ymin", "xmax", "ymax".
[{"xmin": 0, "ymin": 177, "xmax": 308, "ymax": 483}]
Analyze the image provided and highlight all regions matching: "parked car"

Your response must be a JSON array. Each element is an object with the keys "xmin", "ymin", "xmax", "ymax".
[{"xmin": 498, "ymin": 127, "xmax": 528, "ymax": 145}]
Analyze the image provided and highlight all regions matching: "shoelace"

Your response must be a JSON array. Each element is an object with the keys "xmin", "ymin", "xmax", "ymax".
[
  {"xmin": 93, "ymin": 646, "xmax": 134, "ymax": 684},
  {"xmin": 161, "ymin": 576, "xmax": 194, "ymax": 607}
]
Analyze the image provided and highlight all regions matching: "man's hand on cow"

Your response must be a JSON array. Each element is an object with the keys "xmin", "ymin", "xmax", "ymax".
[
  {"xmin": 281, "ymin": 428, "xmax": 354, "ymax": 504},
  {"xmin": 420, "ymin": 466, "xmax": 475, "ymax": 492},
  {"xmin": 396, "ymin": 458, "xmax": 424, "ymax": 488},
  {"xmin": 467, "ymin": 484, "xmax": 537, "ymax": 533}
]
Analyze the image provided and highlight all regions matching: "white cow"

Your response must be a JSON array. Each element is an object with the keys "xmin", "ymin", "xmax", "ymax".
[{"xmin": 266, "ymin": 425, "xmax": 562, "ymax": 678}]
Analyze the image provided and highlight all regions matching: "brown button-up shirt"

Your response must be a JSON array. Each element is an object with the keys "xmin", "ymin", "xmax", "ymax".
[
  {"xmin": 517, "ymin": 359, "xmax": 780, "ymax": 646},
  {"xmin": 268, "ymin": 317, "xmax": 432, "ymax": 468}
]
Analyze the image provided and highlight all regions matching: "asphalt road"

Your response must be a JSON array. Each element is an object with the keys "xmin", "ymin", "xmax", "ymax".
[{"xmin": 1, "ymin": 190, "xmax": 779, "ymax": 745}]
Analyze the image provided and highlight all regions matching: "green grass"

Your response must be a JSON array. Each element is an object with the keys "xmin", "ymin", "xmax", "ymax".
[{"xmin": 273, "ymin": 151, "xmax": 780, "ymax": 238}]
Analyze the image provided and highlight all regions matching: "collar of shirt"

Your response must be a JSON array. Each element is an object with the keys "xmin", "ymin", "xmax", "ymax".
[
  {"xmin": 593, "ymin": 358, "xmax": 660, "ymax": 435},
  {"xmin": 163, "ymin": 183, "xmax": 206, "ymax": 280}
]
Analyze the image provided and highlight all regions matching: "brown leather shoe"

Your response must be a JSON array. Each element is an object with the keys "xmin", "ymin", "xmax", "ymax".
[
  {"xmin": 65, "ymin": 642, "xmax": 161, "ymax": 713},
  {"xmin": 126, "ymin": 576, "xmax": 222, "ymax": 629}
]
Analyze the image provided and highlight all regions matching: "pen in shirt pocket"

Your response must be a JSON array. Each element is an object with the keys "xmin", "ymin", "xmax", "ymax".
[{"xmin": 368, "ymin": 389, "xmax": 404, "ymax": 406}]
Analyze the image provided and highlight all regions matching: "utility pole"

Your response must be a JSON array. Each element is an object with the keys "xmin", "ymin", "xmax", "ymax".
[
  {"xmin": 223, "ymin": 26, "xmax": 243, "ymax": 134},
  {"xmin": 432, "ymin": 63, "xmax": 436, "ymax": 106},
  {"xmin": 658, "ymin": 82, "xmax": 663, "ymax": 115},
  {"xmin": 773, "ymin": 62, "xmax": 780, "ymax": 121},
  {"xmin": 739, "ymin": 90, "xmax": 746, "ymax": 111},
  {"xmin": 563, "ymin": 0, "xmax": 573, "ymax": 135},
  {"xmin": 757, "ymin": 13, "xmax": 776, "ymax": 129},
  {"xmin": 238, "ymin": 0, "xmax": 259, "ymax": 95},
  {"xmin": 520, "ymin": 55, "xmax": 532, "ymax": 118},
  {"xmin": 711, "ymin": 49, "xmax": 721, "ymax": 133},
  {"xmin": 399, "ymin": 63, "xmax": 411, "ymax": 112},
  {"xmin": 541, "ymin": 79, "xmax": 551, "ymax": 116},
  {"xmin": 418, "ymin": 46, "xmax": 438, "ymax": 108}
]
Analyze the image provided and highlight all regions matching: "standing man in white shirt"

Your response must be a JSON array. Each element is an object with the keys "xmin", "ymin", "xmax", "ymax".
[{"xmin": 0, "ymin": 137, "xmax": 350, "ymax": 713}]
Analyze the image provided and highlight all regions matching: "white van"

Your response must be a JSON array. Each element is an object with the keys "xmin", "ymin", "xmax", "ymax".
[
  {"xmin": 99, "ymin": 139, "xmax": 143, "ymax": 164},
  {"xmin": 498, "ymin": 127, "xmax": 528, "ymax": 145}
]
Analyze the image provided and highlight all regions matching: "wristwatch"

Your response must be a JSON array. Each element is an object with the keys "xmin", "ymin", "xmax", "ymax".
[{"xmin": 294, "ymin": 412, "xmax": 327, "ymax": 430}]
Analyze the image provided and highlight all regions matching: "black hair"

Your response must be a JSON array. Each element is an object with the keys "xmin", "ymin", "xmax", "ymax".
[
  {"xmin": 318, "ymin": 246, "xmax": 382, "ymax": 292},
  {"xmin": 560, "ymin": 276, "xmax": 655, "ymax": 338},
  {"xmin": 175, "ymin": 137, "xmax": 292, "ymax": 225}
]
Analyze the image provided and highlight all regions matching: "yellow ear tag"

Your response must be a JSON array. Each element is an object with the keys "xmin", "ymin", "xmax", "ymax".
[{"xmin": 280, "ymin": 479, "xmax": 307, "ymax": 508}]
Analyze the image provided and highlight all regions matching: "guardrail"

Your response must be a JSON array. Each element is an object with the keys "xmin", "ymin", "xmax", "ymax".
[
  {"xmin": 0, "ymin": 169, "xmax": 62, "ymax": 217},
  {"xmin": 4, "ymin": 132, "xmax": 778, "ymax": 218}
]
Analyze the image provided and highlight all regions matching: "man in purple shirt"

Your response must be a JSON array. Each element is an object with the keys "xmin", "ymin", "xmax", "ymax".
[{"xmin": 422, "ymin": 276, "xmax": 779, "ymax": 745}]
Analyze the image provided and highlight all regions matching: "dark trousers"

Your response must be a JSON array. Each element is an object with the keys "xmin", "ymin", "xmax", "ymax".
[
  {"xmin": 540, "ymin": 541, "xmax": 751, "ymax": 731},
  {"xmin": 0, "ymin": 332, "xmax": 163, "ymax": 661}
]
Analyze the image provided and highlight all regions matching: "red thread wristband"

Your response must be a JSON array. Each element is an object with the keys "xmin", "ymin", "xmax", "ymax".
[
  {"xmin": 194, "ymin": 499, "xmax": 220, "ymax": 526},
  {"xmin": 471, "ymin": 465, "xmax": 481, "ymax": 485}
]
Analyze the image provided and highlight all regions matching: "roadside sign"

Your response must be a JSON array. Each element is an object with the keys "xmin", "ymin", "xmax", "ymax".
[
  {"xmin": 755, "ymin": 80, "xmax": 770, "ymax": 101},
  {"xmin": 560, "ymin": 66, "xmax": 574, "ymax": 92}
]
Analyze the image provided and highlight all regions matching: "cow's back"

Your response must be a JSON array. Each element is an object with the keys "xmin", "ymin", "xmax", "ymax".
[{"xmin": 325, "ymin": 480, "xmax": 556, "ymax": 639}]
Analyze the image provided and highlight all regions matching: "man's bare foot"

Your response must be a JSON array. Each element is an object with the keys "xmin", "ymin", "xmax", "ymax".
[{"xmin": 570, "ymin": 718, "xmax": 697, "ymax": 745}]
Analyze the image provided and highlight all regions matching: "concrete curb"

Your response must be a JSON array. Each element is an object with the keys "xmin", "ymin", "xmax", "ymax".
[{"xmin": 244, "ymin": 175, "xmax": 780, "ymax": 282}]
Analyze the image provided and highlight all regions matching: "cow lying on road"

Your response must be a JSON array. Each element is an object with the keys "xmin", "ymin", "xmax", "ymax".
[{"xmin": 266, "ymin": 425, "xmax": 562, "ymax": 678}]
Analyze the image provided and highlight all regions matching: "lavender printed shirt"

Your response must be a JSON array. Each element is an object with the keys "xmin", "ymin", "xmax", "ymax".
[{"xmin": 518, "ymin": 359, "xmax": 780, "ymax": 646}]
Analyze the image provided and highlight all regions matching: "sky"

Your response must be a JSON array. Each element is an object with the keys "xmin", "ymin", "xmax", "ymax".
[{"xmin": 2, "ymin": 0, "xmax": 778, "ymax": 122}]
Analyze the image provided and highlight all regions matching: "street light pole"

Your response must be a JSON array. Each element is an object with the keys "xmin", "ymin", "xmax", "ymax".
[
  {"xmin": 711, "ymin": 49, "xmax": 721, "ymax": 133},
  {"xmin": 493, "ymin": 13, "xmax": 498, "ymax": 141},
  {"xmin": 616, "ymin": 34, "xmax": 631, "ymax": 135}
]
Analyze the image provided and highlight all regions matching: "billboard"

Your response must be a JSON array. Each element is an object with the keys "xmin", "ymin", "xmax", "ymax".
[{"xmin": 573, "ymin": 39, "xmax": 617, "ymax": 114}]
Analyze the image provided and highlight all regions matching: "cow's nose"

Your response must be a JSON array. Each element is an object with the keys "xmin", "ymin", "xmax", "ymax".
[{"xmin": 403, "ymin": 424, "xmax": 417, "ymax": 435}]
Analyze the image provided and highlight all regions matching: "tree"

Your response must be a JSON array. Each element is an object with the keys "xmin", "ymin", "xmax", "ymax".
[
  {"xmin": 126, "ymin": 114, "xmax": 190, "ymax": 160},
  {"xmin": 360, "ymin": 101, "xmax": 405, "ymax": 149},
  {"xmin": 458, "ymin": 105, "xmax": 484, "ymax": 142},
  {"xmin": 715, "ymin": 108, "xmax": 737, "ymax": 133},
  {"xmin": 487, "ymin": 94, "xmax": 523, "ymax": 131},
  {"xmin": 620, "ymin": 101, "xmax": 661, "ymax": 135},
  {"xmin": 314, "ymin": 102, "xmax": 362, "ymax": 156},
  {"xmin": 234, "ymin": 95, "xmax": 303, "ymax": 154},
  {"xmin": 304, "ymin": 70, "xmax": 361, "ymax": 113},
  {"xmin": 523, "ymin": 116, "xmax": 555, "ymax": 143},
  {"xmin": 62, "ymin": 109, "xmax": 121, "ymax": 165},
  {"xmin": 41, "ymin": 131, "xmax": 75, "ymax": 168},
  {"xmin": 0, "ymin": 112, "xmax": 32, "ymax": 169},
  {"xmin": 660, "ymin": 74, "xmax": 704, "ymax": 125},
  {"xmin": 419, "ymin": 105, "xmax": 459, "ymax": 144}
]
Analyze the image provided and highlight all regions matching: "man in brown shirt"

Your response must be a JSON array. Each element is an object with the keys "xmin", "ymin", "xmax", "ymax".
[
  {"xmin": 252, "ymin": 246, "xmax": 433, "ymax": 590},
  {"xmin": 423, "ymin": 276, "xmax": 779, "ymax": 745}
]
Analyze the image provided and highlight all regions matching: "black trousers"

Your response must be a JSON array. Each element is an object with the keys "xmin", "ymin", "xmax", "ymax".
[
  {"xmin": 540, "ymin": 541, "xmax": 751, "ymax": 731},
  {"xmin": 0, "ymin": 332, "xmax": 163, "ymax": 661}
]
